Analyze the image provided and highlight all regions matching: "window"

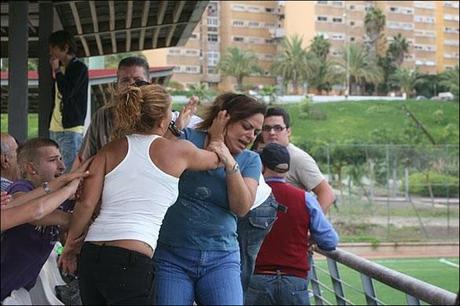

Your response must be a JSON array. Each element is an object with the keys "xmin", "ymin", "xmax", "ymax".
[
  {"xmin": 173, "ymin": 66, "xmax": 181, "ymax": 72},
  {"xmin": 349, "ymin": 5, "xmax": 355, "ymax": 10},
  {"xmin": 350, "ymin": 37, "xmax": 355, "ymax": 42},
  {"xmin": 317, "ymin": 1, "xmax": 328, "ymax": 4},
  {"xmin": 208, "ymin": 66, "xmax": 218, "ymax": 74},
  {"xmin": 207, "ymin": 17, "xmax": 219, "ymax": 27},
  {"xmin": 208, "ymin": 27, "xmax": 218, "ymax": 33},
  {"xmin": 265, "ymin": 38, "xmax": 274, "ymax": 44},
  {"xmin": 185, "ymin": 66, "xmax": 200, "ymax": 74},
  {"xmin": 233, "ymin": 36, "xmax": 244, "ymax": 42},
  {"xmin": 332, "ymin": 17, "xmax": 343, "ymax": 23},
  {"xmin": 265, "ymin": 7, "xmax": 273, "ymax": 13},
  {"xmin": 232, "ymin": 20, "xmax": 245, "ymax": 27},
  {"xmin": 248, "ymin": 21, "xmax": 261, "ymax": 28},
  {"xmin": 190, "ymin": 33, "xmax": 199, "ymax": 40},
  {"xmin": 247, "ymin": 6, "xmax": 262, "ymax": 13},
  {"xmin": 350, "ymin": 21, "xmax": 355, "ymax": 26},
  {"xmin": 207, "ymin": 2, "xmax": 218, "ymax": 17},
  {"xmin": 317, "ymin": 16, "xmax": 328, "ymax": 22},
  {"xmin": 208, "ymin": 52, "xmax": 220, "ymax": 66},
  {"xmin": 208, "ymin": 34, "xmax": 218, "ymax": 42},
  {"xmin": 184, "ymin": 49, "xmax": 199, "ymax": 56},
  {"xmin": 331, "ymin": 1, "xmax": 343, "ymax": 6},
  {"xmin": 232, "ymin": 4, "xmax": 245, "ymax": 11}
]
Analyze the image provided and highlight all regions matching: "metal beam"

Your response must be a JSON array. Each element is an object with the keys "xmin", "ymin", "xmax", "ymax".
[
  {"xmin": 157, "ymin": 1, "xmax": 168, "ymax": 25},
  {"xmin": 69, "ymin": 2, "xmax": 90, "ymax": 56},
  {"xmin": 8, "ymin": 1, "xmax": 29, "ymax": 143},
  {"xmin": 38, "ymin": 1, "xmax": 53, "ymax": 138},
  {"xmin": 138, "ymin": 1, "xmax": 150, "ymax": 50},
  {"xmin": 89, "ymin": 1, "xmax": 103, "ymax": 55},
  {"xmin": 125, "ymin": 1, "xmax": 133, "ymax": 52},
  {"xmin": 108, "ymin": 1, "xmax": 116, "ymax": 53},
  {"xmin": 176, "ymin": 1, "xmax": 209, "ymax": 46}
]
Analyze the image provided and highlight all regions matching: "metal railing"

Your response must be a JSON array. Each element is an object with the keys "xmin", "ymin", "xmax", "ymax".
[{"xmin": 309, "ymin": 247, "xmax": 458, "ymax": 305}]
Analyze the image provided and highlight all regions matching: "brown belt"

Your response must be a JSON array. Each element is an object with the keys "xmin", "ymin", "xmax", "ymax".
[{"xmin": 255, "ymin": 269, "xmax": 288, "ymax": 276}]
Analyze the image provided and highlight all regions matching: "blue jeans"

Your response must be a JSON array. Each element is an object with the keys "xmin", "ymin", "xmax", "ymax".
[
  {"xmin": 49, "ymin": 131, "xmax": 82, "ymax": 171},
  {"xmin": 245, "ymin": 274, "xmax": 311, "ymax": 305},
  {"xmin": 237, "ymin": 194, "xmax": 279, "ymax": 294},
  {"xmin": 153, "ymin": 243, "xmax": 243, "ymax": 305}
]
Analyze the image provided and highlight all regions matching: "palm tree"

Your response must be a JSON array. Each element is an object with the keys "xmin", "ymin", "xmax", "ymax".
[
  {"xmin": 271, "ymin": 34, "xmax": 308, "ymax": 94},
  {"xmin": 390, "ymin": 68, "xmax": 423, "ymax": 99},
  {"xmin": 217, "ymin": 47, "xmax": 261, "ymax": 91},
  {"xmin": 364, "ymin": 7, "xmax": 386, "ymax": 59},
  {"xmin": 439, "ymin": 65, "xmax": 459, "ymax": 99},
  {"xmin": 337, "ymin": 43, "xmax": 384, "ymax": 95},
  {"xmin": 260, "ymin": 85, "xmax": 278, "ymax": 104},
  {"xmin": 188, "ymin": 83, "xmax": 214, "ymax": 103},
  {"xmin": 305, "ymin": 54, "xmax": 341, "ymax": 94},
  {"xmin": 388, "ymin": 33, "xmax": 410, "ymax": 66}
]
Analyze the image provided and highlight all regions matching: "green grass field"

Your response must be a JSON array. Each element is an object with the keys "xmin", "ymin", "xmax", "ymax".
[
  {"xmin": 313, "ymin": 257, "xmax": 459, "ymax": 305},
  {"xmin": 282, "ymin": 99, "xmax": 459, "ymax": 145}
]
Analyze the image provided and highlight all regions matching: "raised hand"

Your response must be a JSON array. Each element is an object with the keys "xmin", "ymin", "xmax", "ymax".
[
  {"xmin": 175, "ymin": 96, "xmax": 199, "ymax": 130},
  {"xmin": 207, "ymin": 110, "xmax": 230, "ymax": 143},
  {"xmin": 0, "ymin": 192, "xmax": 11, "ymax": 209}
]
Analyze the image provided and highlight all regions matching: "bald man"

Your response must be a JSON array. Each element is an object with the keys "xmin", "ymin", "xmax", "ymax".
[{"xmin": 1, "ymin": 133, "xmax": 19, "ymax": 191}]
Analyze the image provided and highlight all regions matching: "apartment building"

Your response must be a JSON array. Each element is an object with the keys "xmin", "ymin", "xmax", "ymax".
[{"xmin": 144, "ymin": 1, "xmax": 459, "ymax": 91}]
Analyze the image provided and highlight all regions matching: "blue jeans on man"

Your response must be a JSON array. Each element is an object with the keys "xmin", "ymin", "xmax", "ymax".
[
  {"xmin": 49, "ymin": 131, "xmax": 82, "ymax": 171},
  {"xmin": 245, "ymin": 273, "xmax": 311, "ymax": 305},
  {"xmin": 237, "ymin": 194, "xmax": 279, "ymax": 294}
]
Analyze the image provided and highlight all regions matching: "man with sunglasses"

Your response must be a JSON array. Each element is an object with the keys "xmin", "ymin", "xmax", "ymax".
[
  {"xmin": 261, "ymin": 107, "xmax": 335, "ymax": 213},
  {"xmin": 77, "ymin": 56, "xmax": 200, "ymax": 163}
]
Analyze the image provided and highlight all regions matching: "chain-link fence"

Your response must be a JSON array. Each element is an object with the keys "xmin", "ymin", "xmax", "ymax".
[{"xmin": 306, "ymin": 144, "xmax": 459, "ymax": 243}]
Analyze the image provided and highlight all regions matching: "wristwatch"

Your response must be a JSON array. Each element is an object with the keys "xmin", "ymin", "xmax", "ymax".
[
  {"xmin": 42, "ymin": 181, "xmax": 52, "ymax": 194},
  {"xmin": 226, "ymin": 162, "xmax": 240, "ymax": 175},
  {"xmin": 168, "ymin": 120, "xmax": 182, "ymax": 137}
]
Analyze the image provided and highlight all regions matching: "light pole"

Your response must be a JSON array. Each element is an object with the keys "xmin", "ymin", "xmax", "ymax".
[{"xmin": 343, "ymin": 12, "xmax": 350, "ymax": 99}]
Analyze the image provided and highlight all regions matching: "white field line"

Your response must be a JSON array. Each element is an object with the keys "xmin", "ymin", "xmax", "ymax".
[{"xmin": 439, "ymin": 258, "xmax": 460, "ymax": 269}]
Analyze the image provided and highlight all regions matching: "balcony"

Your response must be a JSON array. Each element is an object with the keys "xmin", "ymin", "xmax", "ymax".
[
  {"xmin": 202, "ymin": 74, "xmax": 221, "ymax": 83},
  {"xmin": 269, "ymin": 28, "xmax": 286, "ymax": 39}
]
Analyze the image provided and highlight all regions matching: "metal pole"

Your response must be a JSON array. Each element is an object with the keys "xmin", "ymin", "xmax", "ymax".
[
  {"xmin": 8, "ymin": 1, "xmax": 29, "ymax": 143},
  {"xmin": 38, "ymin": 1, "xmax": 53, "ymax": 138}
]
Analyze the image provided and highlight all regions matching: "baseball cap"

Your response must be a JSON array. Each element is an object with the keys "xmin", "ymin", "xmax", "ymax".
[{"xmin": 260, "ymin": 143, "xmax": 290, "ymax": 173}]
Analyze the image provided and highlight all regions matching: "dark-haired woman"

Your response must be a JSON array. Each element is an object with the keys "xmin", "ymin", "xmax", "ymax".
[
  {"xmin": 153, "ymin": 93, "xmax": 267, "ymax": 305},
  {"xmin": 59, "ymin": 84, "xmax": 224, "ymax": 305}
]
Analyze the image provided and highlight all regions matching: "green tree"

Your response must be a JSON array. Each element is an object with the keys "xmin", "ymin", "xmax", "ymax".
[
  {"xmin": 308, "ymin": 35, "xmax": 330, "ymax": 61},
  {"xmin": 338, "ymin": 43, "xmax": 384, "ymax": 95},
  {"xmin": 305, "ymin": 54, "xmax": 340, "ymax": 94},
  {"xmin": 364, "ymin": 7, "xmax": 386, "ymax": 59},
  {"xmin": 387, "ymin": 33, "xmax": 410, "ymax": 66},
  {"xmin": 390, "ymin": 68, "xmax": 424, "ymax": 98},
  {"xmin": 271, "ymin": 34, "xmax": 308, "ymax": 94},
  {"xmin": 217, "ymin": 47, "xmax": 261, "ymax": 91},
  {"xmin": 260, "ymin": 85, "xmax": 278, "ymax": 104},
  {"xmin": 187, "ymin": 83, "xmax": 214, "ymax": 103},
  {"xmin": 439, "ymin": 65, "xmax": 459, "ymax": 99}
]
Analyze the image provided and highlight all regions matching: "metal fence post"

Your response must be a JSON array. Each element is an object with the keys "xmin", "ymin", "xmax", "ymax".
[
  {"xmin": 406, "ymin": 294, "xmax": 421, "ymax": 305},
  {"xmin": 360, "ymin": 274, "xmax": 378, "ymax": 305},
  {"xmin": 308, "ymin": 254, "xmax": 324, "ymax": 306},
  {"xmin": 326, "ymin": 257, "xmax": 347, "ymax": 305}
]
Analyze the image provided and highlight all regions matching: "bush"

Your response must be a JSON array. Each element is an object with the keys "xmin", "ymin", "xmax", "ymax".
[
  {"xmin": 300, "ymin": 97, "xmax": 312, "ymax": 114},
  {"xmin": 408, "ymin": 171, "xmax": 459, "ymax": 197},
  {"xmin": 433, "ymin": 109, "xmax": 445, "ymax": 124}
]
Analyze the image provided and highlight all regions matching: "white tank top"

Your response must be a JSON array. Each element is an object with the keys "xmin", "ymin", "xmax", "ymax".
[{"xmin": 85, "ymin": 134, "xmax": 179, "ymax": 251}]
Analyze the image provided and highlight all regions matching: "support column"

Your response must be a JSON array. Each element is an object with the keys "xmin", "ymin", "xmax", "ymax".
[
  {"xmin": 8, "ymin": 1, "xmax": 29, "ymax": 143},
  {"xmin": 38, "ymin": 1, "xmax": 53, "ymax": 138}
]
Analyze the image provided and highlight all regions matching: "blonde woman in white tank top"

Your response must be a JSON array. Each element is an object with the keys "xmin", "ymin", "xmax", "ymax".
[{"xmin": 59, "ymin": 83, "xmax": 226, "ymax": 305}]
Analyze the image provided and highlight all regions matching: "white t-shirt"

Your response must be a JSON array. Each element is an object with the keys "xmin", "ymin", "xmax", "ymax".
[
  {"xmin": 251, "ymin": 175, "xmax": 272, "ymax": 210},
  {"xmin": 287, "ymin": 143, "xmax": 325, "ymax": 191}
]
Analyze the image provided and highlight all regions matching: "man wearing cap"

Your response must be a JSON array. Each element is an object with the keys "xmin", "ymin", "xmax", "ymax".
[{"xmin": 245, "ymin": 143, "xmax": 339, "ymax": 305}]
